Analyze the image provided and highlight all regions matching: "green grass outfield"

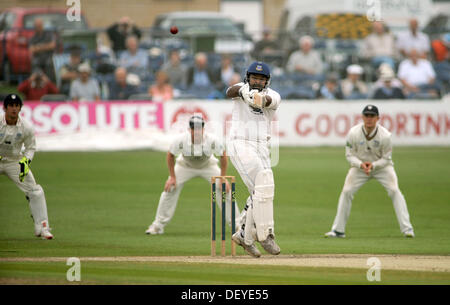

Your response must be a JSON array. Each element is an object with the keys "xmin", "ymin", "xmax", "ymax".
[{"xmin": 1, "ymin": 147, "xmax": 449, "ymax": 285}]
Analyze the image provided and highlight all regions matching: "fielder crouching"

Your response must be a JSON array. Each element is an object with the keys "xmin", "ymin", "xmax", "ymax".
[
  {"xmin": 146, "ymin": 115, "xmax": 240, "ymax": 235},
  {"xmin": 0, "ymin": 94, "xmax": 53, "ymax": 239},
  {"xmin": 226, "ymin": 61, "xmax": 281, "ymax": 257}
]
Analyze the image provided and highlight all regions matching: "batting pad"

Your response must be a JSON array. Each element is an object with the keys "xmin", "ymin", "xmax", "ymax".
[{"xmin": 252, "ymin": 169, "xmax": 275, "ymax": 242}]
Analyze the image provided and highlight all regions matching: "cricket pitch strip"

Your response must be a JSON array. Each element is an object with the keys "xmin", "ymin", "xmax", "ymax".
[{"xmin": 1, "ymin": 254, "xmax": 449, "ymax": 273}]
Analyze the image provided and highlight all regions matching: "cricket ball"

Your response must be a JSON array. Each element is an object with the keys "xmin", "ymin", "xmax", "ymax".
[{"xmin": 170, "ymin": 26, "xmax": 178, "ymax": 35}]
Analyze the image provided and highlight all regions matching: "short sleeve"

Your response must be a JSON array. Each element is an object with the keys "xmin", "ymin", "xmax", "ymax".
[{"xmin": 169, "ymin": 135, "xmax": 183, "ymax": 156}]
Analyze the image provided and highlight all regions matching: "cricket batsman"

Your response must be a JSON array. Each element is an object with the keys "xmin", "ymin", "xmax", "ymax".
[
  {"xmin": 325, "ymin": 105, "xmax": 415, "ymax": 238},
  {"xmin": 0, "ymin": 94, "xmax": 53, "ymax": 239},
  {"xmin": 146, "ymin": 115, "xmax": 240, "ymax": 235},
  {"xmin": 226, "ymin": 61, "xmax": 281, "ymax": 257}
]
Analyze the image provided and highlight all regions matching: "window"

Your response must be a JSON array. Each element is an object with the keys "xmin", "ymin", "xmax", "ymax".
[
  {"xmin": 161, "ymin": 17, "xmax": 241, "ymax": 36},
  {"xmin": 0, "ymin": 12, "xmax": 17, "ymax": 31}
]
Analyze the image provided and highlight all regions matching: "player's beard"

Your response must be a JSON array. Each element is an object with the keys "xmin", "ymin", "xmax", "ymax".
[{"xmin": 249, "ymin": 83, "xmax": 264, "ymax": 92}]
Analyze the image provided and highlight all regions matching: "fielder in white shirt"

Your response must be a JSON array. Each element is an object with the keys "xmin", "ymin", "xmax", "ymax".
[
  {"xmin": 226, "ymin": 61, "xmax": 281, "ymax": 257},
  {"xmin": 325, "ymin": 105, "xmax": 415, "ymax": 238},
  {"xmin": 0, "ymin": 94, "xmax": 53, "ymax": 239},
  {"xmin": 145, "ymin": 116, "xmax": 240, "ymax": 235}
]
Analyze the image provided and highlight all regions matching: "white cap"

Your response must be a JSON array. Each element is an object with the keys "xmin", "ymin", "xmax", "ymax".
[
  {"xmin": 78, "ymin": 62, "xmax": 91, "ymax": 73},
  {"xmin": 380, "ymin": 69, "xmax": 395, "ymax": 81},
  {"xmin": 346, "ymin": 64, "xmax": 363, "ymax": 75},
  {"xmin": 378, "ymin": 63, "xmax": 395, "ymax": 81}
]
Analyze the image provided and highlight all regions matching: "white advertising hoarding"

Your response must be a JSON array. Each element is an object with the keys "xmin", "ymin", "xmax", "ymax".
[
  {"xmin": 164, "ymin": 100, "xmax": 450, "ymax": 147},
  {"xmin": 4, "ymin": 99, "xmax": 449, "ymax": 151}
]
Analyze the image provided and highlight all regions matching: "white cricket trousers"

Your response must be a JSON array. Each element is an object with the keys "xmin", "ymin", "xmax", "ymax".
[
  {"xmin": 152, "ymin": 162, "xmax": 240, "ymax": 229},
  {"xmin": 228, "ymin": 139, "xmax": 274, "ymax": 243},
  {"xmin": 228, "ymin": 139, "xmax": 272, "ymax": 194},
  {"xmin": 331, "ymin": 165, "xmax": 414, "ymax": 234},
  {"xmin": 0, "ymin": 159, "xmax": 50, "ymax": 228}
]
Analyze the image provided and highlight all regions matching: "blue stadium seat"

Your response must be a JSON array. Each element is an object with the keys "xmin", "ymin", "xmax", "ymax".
[
  {"xmin": 335, "ymin": 40, "xmax": 358, "ymax": 51},
  {"xmin": 207, "ymin": 53, "xmax": 222, "ymax": 70}
]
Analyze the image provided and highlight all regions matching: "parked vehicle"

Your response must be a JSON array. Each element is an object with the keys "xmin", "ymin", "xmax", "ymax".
[
  {"xmin": 149, "ymin": 11, "xmax": 254, "ymax": 54},
  {"xmin": 0, "ymin": 7, "xmax": 90, "ymax": 83}
]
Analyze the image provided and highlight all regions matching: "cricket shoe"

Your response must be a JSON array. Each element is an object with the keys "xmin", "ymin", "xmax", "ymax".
[
  {"xmin": 259, "ymin": 234, "xmax": 281, "ymax": 255},
  {"xmin": 403, "ymin": 230, "xmax": 415, "ymax": 238},
  {"xmin": 232, "ymin": 231, "xmax": 261, "ymax": 258},
  {"xmin": 145, "ymin": 223, "xmax": 164, "ymax": 235},
  {"xmin": 35, "ymin": 221, "xmax": 53, "ymax": 240},
  {"xmin": 324, "ymin": 230, "xmax": 346, "ymax": 238}
]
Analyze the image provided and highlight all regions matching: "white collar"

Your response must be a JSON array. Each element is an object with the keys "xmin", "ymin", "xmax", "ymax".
[{"xmin": 362, "ymin": 124, "xmax": 378, "ymax": 138}]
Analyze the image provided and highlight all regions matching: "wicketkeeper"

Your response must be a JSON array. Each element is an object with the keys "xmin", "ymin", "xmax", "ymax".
[{"xmin": 0, "ymin": 94, "xmax": 53, "ymax": 239}]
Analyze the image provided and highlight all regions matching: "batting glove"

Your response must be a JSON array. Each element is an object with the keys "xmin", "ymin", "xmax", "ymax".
[
  {"xmin": 239, "ymin": 84, "xmax": 265, "ymax": 109},
  {"xmin": 238, "ymin": 83, "xmax": 251, "ymax": 100},
  {"xmin": 19, "ymin": 157, "xmax": 31, "ymax": 182},
  {"xmin": 252, "ymin": 91, "xmax": 267, "ymax": 109}
]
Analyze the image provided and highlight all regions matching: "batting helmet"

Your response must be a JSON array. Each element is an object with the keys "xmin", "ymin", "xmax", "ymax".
[
  {"xmin": 244, "ymin": 61, "xmax": 271, "ymax": 89},
  {"xmin": 3, "ymin": 94, "xmax": 23, "ymax": 108},
  {"xmin": 189, "ymin": 115, "xmax": 205, "ymax": 129}
]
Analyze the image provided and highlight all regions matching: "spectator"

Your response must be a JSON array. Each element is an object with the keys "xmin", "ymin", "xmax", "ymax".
[
  {"xmin": 372, "ymin": 63, "xmax": 403, "ymax": 90},
  {"xmin": 118, "ymin": 35, "xmax": 149, "ymax": 77},
  {"xmin": 186, "ymin": 52, "xmax": 219, "ymax": 88},
  {"xmin": 396, "ymin": 18, "xmax": 430, "ymax": 58},
  {"xmin": 216, "ymin": 54, "xmax": 239, "ymax": 91},
  {"xmin": 209, "ymin": 72, "xmax": 242, "ymax": 99},
  {"xmin": 18, "ymin": 69, "xmax": 59, "ymax": 101},
  {"xmin": 29, "ymin": 18, "xmax": 57, "ymax": 82},
  {"xmin": 431, "ymin": 33, "xmax": 450, "ymax": 93},
  {"xmin": 431, "ymin": 33, "xmax": 449, "ymax": 61},
  {"xmin": 59, "ymin": 47, "xmax": 82, "ymax": 95},
  {"xmin": 341, "ymin": 64, "xmax": 368, "ymax": 100},
  {"xmin": 286, "ymin": 35, "xmax": 324, "ymax": 78},
  {"xmin": 398, "ymin": 49, "xmax": 439, "ymax": 99},
  {"xmin": 69, "ymin": 63, "xmax": 101, "ymax": 102},
  {"xmin": 161, "ymin": 49, "xmax": 187, "ymax": 89},
  {"xmin": 361, "ymin": 21, "xmax": 397, "ymax": 69},
  {"xmin": 109, "ymin": 67, "xmax": 140, "ymax": 100},
  {"xmin": 317, "ymin": 73, "xmax": 343, "ymax": 100},
  {"xmin": 372, "ymin": 68, "xmax": 405, "ymax": 99},
  {"xmin": 92, "ymin": 45, "xmax": 117, "ymax": 75},
  {"xmin": 252, "ymin": 26, "xmax": 279, "ymax": 61},
  {"xmin": 148, "ymin": 70, "xmax": 174, "ymax": 102},
  {"xmin": 228, "ymin": 72, "xmax": 242, "ymax": 87},
  {"xmin": 106, "ymin": 16, "xmax": 142, "ymax": 54}
]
